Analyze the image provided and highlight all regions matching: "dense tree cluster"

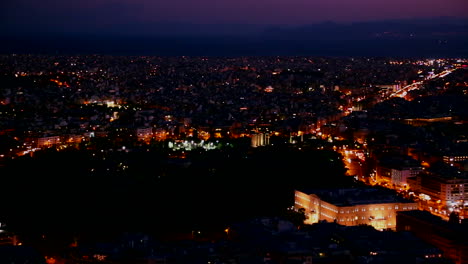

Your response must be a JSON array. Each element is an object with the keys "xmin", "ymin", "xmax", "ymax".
[{"xmin": 0, "ymin": 138, "xmax": 349, "ymax": 244}]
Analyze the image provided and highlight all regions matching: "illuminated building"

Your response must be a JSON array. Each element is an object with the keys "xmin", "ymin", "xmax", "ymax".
[
  {"xmin": 443, "ymin": 154, "xmax": 468, "ymax": 170},
  {"xmin": 251, "ymin": 133, "xmax": 270, "ymax": 148},
  {"xmin": 375, "ymin": 157, "xmax": 423, "ymax": 188},
  {"xmin": 294, "ymin": 187, "xmax": 418, "ymax": 230},
  {"xmin": 410, "ymin": 165, "xmax": 468, "ymax": 211},
  {"xmin": 154, "ymin": 128, "xmax": 168, "ymax": 141},
  {"xmin": 136, "ymin": 127, "xmax": 153, "ymax": 142},
  {"xmin": 66, "ymin": 134, "xmax": 84, "ymax": 144},
  {"xmin": 37, "ymin": 136, "xmax": 61, "ymax": 147},
  {"xmin": 403, "ymin": 116, "xmax": 453, "ymax": 127},
  {"xmin": 375, "ymin": 83, "xmax": 401, "ymax": 93}
]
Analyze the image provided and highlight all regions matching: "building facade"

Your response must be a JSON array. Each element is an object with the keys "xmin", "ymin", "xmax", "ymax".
[
  {"xmin": 415, "ymin": 170, "xmax": 468, "ymax": 210},
  {"xmin": 295, "ymin": 187, "xmax": 418, "ymax": 230},
  {"xmin": 251, "ymin": 133, "xmax": 270, "ymax": 148}
]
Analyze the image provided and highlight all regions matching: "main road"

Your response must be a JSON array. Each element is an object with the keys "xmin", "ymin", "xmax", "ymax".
[{"xmin": 387, "ymin": 68, "xmax": 457, "ymax": 99}]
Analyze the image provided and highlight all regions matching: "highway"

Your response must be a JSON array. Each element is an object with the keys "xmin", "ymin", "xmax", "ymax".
[{"xmin": 388, "ymin": 68, "xmax": 457, "ymax": 99}]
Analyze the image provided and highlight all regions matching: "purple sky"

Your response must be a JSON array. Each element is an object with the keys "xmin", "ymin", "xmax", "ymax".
[{"xmin": 3, "ymin": 0, "xmax": 467, "ymax": 31}]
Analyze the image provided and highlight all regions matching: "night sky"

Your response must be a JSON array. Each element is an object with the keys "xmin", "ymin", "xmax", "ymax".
[
  {"xmin": 3, "ymin": 0, "xmax": 467, "ymax": 34},
  {"xmin": 2, "ymin": 0, "xmax": 468, "ymax": 56}
]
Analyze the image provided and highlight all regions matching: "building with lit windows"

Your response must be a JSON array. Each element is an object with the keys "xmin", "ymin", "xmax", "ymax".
[
  {"xmin": 294, "ymin": 187, "xmax": 418, "ymax": 230},
  {"xmin": 375, "ymin": 157, "xmax": 423, "ymax": 188},
  {"xmin": 37, "ymin": 136, "xmax": 61, "ymax": 147},
  {"xmin": 443, "ymin": 154, "xmax": 468, "ymax": 163},
  {"xmin": 136, "ymin": 127, "xmax": 153, "ymax": 142},
  {"xmin": 443, "ymin": 154, "xmax": 468, "ymax": 170},
  {"xmin": 410, "ymin": 164, "xmax": 468, "ymax": 211}
]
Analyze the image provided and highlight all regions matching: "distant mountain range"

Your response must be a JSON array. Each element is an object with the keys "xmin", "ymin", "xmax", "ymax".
[{"xmin": 1, "ymin": 17, "xmax": 467, "ymax": 57}]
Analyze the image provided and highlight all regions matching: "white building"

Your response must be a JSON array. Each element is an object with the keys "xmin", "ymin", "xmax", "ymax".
[{"xmin": 294, "ymin": 187, "xmax": 418, "ymax": 230}]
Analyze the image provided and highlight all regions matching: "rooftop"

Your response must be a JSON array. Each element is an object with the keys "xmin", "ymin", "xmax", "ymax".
[{"xmin": 298, "ymin": 186, "xmax": 415, "ymax": 206}]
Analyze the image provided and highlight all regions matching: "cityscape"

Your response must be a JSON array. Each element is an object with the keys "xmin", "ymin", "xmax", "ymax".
[
  {"xmin": 2, "ymin": 0, "xmax": 468, "ymax": 263},
  {"xmin": 0, "ymin": 53, "xmax": 467, "ymax": 263}
]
